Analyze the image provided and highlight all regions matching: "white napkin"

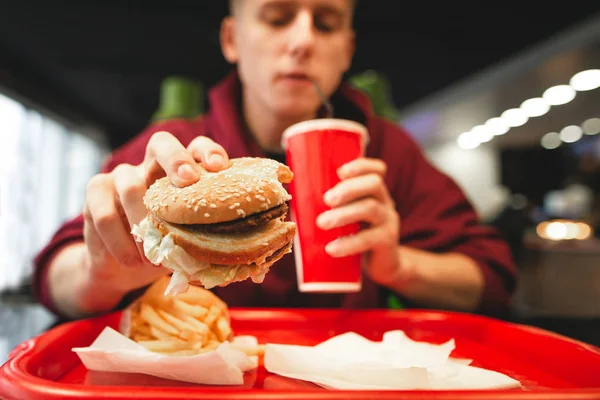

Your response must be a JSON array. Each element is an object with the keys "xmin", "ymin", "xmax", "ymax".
[
  {"xmin": 72, "ymin": 327, "xmax": 257, "ymax": 385},
  {"xmin": 264, "ymin": 330, "xmax": 521, "ymax": 390}
]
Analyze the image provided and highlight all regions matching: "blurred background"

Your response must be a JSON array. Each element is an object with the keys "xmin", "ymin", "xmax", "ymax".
[{"xmin": 1, "ymin": 1, "xmax": 600, "ymax": 360}]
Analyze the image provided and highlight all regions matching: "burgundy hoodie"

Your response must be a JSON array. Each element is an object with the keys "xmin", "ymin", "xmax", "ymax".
[{"xmin": 33, "ymin": 71, "xmax": 516, "ymax": 319}]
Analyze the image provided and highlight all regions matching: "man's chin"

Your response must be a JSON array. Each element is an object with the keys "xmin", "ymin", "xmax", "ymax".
[{"xmin": 273, "ymin": 97, "xmax": 321, "ymax": 120}]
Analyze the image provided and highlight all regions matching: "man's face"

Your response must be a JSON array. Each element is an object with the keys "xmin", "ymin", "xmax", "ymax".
[{"xmin": 222, "ymin": 0, "xmax": 355, "ymax": 119}]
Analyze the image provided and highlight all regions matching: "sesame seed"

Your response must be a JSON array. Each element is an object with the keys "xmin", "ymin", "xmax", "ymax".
[
  {"xmin": 246, "ymin": 196, "xmax": 252, "ymax": 202},
  {"xmin": 194, "ymin": 205, "xmax": 199, "ymax": 212},
  {"xmin": 204, "ymin": 213, "xmax": 210, "ymax": 218},
  {"xmin": 210, "ymin": 204, "xmax": 217, "ymax": 208}
]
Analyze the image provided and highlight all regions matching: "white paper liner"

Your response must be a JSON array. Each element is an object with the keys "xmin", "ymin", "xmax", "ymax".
[
  {"xmin": 264, "ymin": 330, "xmax": 522, "ymax": 390},
  {"xmin": 72, "ymin": 327, "xmax": 258, "ymax": 385}
]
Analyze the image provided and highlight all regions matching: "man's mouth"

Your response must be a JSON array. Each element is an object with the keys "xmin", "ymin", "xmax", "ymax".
[{"xmin": 279, "ymin": 72, "xmax": 312, "ymax": 82}]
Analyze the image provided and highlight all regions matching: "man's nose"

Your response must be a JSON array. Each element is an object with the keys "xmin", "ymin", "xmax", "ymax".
[{"xmin": 286, "ymin": 11, "xmax": 315, "ymax": 59}]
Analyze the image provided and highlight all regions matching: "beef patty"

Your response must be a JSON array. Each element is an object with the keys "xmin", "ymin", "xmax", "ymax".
[{"xmin": 184, "ymin": 203, "xmax": 289, "ymax": 234}]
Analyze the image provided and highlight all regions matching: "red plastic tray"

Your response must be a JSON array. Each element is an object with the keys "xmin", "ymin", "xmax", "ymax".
[{"xmin": 1, "ymin": 308, "xmax": 600, "ymax": 399}]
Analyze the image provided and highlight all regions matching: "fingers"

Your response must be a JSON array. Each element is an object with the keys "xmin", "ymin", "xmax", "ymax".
[
  {"xmin": 187, "ymin": 136, "xmax": 229, "ymax": 172},
  {"xmin": 325, "ymin": 227, "xmax": 382, "ymax": 257},
  {"xmin": 143, "ymin": 131, "xmax": 201, "ymax": 187},
  {"xmin": 324, "ymin": 173, "xmax": 389, "ymax": 207},
  {"xmin": 112, "ymin": 164, "xmax": 149, "ymax": 262},
  {"xmin": 84, "ymin": 173, "xmax": 143, "ymax": 267},
  {"xmin": 325, "ymin": 224, "xmax": 397, "ymax": 258},
  {"xmin": 316, "ymin": 198, "xmax": 386, "ymax": 230},
  {"xmin": 337, "ymin": 158, "xmax": 387, "ymax": 180}
]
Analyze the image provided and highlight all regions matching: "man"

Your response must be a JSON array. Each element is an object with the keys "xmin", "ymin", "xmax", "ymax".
[{"xmin": 33, "ymin": 0, "xmax": 516, "ymax": 320}]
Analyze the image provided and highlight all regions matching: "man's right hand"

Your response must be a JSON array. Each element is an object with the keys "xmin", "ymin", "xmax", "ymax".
[{"xmin": 80, "ymin": 131, "xmax": 230, "ymax": 296}]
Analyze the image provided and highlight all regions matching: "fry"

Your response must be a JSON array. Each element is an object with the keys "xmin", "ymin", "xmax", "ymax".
[
  {"xmin": 231, "ymin": 343, "xmax": 266, "ymax": 357},
  {"xmin": 139, "ymin": 304, "xmax": 179, "ymax": 335},
  {"xmin": 137, "ymin": 339, "xmax": 190, "ymax": 352},
  {"xmin": 150, "ymin": 324, "xmax": 176, "ymax": 341},
  {"xmin": 183, "ymin": 316, "xmax": 210, "ymax": 335},
  {"xmin": 205, "ymin": 305, "xmax": 221, "ymax": 327},
  {"xmin": 157, "ymin": 309, "xmax": 199, "ymax": 333},
  {"xmin": 204, "ymin": 340, "xmax": 220, "ymax": 351},
  {"xmin": 179, "ymin": 329, "xmax": 202, "ymax": 343},
  {"xmin": 132, "ymin": 333, "xmax": 153, "ymax": 341},
  {"xmin": 173, "ymin": 299, "xmax": 209, "ymax": 318},
  {"xmin": 196, "ymin": 347, "xmax": 216, "ymax": 354},
  {"xmin": 207, "ymin": 330, "xmax": 218, "ymax": 342},
  {"xmin": 215, "ymin": 317, "xmax": 232, "ymax": 342},
  {"xmin": 132, "ymin": 323, "xmax": 152, "ymax": 337}
]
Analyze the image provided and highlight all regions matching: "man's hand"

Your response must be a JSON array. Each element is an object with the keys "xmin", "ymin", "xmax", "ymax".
[
  {"xmin": 316, "ymin": 157, "xmax": 404, "ymax": 287},
  {"xmin": 81, "ymin": 132, "xmax": 230, "ymax": 295}
]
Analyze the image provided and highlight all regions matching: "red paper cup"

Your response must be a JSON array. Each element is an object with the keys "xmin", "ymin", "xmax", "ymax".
[{"xmin": 282, "ymin": 119, "xmax": 369, "ymax": 293}]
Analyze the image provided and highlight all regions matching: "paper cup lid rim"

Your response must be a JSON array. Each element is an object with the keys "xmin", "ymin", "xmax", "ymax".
[{"xmin": 281, "ymin": 118, "xmax": 369, "ymax": 149}]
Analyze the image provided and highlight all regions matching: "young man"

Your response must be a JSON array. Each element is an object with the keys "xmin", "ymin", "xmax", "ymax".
[{"xmin": 34, "ymin": 0, "xmax": 516, "ymax": 320}]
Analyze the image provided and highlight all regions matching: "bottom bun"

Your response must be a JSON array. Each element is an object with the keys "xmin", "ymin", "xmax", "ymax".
[
  {"xmin": 132, "ymin": 216, "xmax": 295, "ymax": 294},
  {"xmin": 187, "ymin": 239, "xmax": 293, "ymax": 287}
]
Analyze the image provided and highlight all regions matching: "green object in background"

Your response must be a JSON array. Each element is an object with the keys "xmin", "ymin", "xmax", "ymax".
[
  {"xmin": 348, "ymin": 70, "xmax": 400, "ymax": 121},
  {"xmin": 387, "ymin": 293, "xmax": 405, "ymax": 310},
  {"xmin": 151, "ymin": 76, "xmax": 204, "ymax": 122}
]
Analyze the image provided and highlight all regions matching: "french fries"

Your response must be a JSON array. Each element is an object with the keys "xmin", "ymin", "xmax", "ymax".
[{"xmin": 125, "ymin": 276, "xmax": 264, "ymax": 357}]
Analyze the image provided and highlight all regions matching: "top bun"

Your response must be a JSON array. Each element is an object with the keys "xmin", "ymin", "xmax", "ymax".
[{"xmin": 144, "ymin": 157, "xmax": 293, "ymax": 225}]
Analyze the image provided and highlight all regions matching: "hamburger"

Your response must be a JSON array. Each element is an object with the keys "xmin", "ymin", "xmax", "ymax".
[{"xmin": 132, "ymin": 157, "xmax": 297, "ymax": 295}]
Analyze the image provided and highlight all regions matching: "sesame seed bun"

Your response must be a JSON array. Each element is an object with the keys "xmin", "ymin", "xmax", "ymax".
[{"xmin": 144, "ymin": 157, "xmax": 293, "ymax": 225}]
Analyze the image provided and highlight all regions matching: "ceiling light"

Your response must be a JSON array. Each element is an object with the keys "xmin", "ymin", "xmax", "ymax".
[
  {"xmin": 582, "ymin": 117, "xmax": 600, "ymax": 135},
  {"xmin": 560, "ymin": 125, "xmax": 583, "ymax": 143},
  {"xmin": 541, "ymin": 132, "xmax": 561, "ymax": 149},
  {"xmin": 457, "ymin": 132, "xmax": 480, "ymax": 150},
  {"xmin": 501, "ymin": 108, "xmax": 528, "ymax": 127},
  {"xmin": 471, "ymin": 125, "xmax": 494, "ymax": 142},
  {"xmin": 570, "ymin": 69, "xmax": 600, "ymax": 91},
  {"xmin": 543, "ymin": 85, "xmax": 576, "ymax": 105},
  {"xmin": 484, "ymin": 117, "xmax": 509, "ymax": 135},
  {"xmin": 520, "ymin": 97, "xmax": 550, "ymax": 117}
]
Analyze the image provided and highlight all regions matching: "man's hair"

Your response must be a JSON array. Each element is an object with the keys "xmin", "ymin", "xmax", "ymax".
[{"xmin": 228, "ymin": 0, "xmax": 357, "ymax": 17}]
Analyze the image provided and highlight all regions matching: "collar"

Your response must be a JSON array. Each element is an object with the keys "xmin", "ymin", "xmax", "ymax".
[{"xmin": 205, "ymin": 69, "xmax": 374, "ymax": 156}]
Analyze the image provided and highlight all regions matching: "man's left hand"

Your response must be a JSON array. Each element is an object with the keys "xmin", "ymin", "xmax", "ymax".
[{"xmin": 316, "ymin": 157, "xmax": 402, "ymax": 287}]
